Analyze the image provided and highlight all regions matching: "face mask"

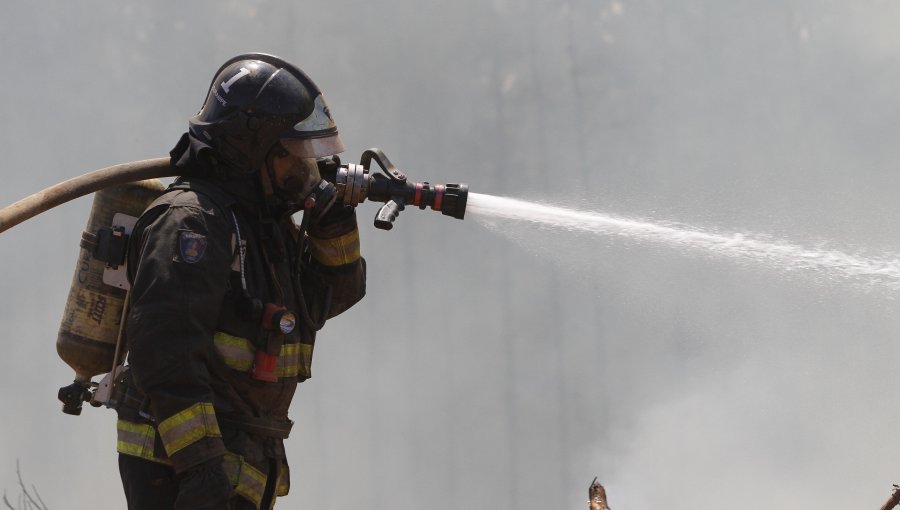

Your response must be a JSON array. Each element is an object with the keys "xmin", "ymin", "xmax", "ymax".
[
  {"xmin": 267, "ymin": 150, "xmax": 337, "ymax": 219},
  {"xmin": 273, "ymin": 155, "xmax": 321, "ymax": 200}
]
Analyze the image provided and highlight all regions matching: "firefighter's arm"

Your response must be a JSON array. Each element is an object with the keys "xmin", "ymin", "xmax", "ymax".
[
  {"xmin": 305, "ymin": 205, "xmax": 366, "ymax": 318},
  {"xmin": 126, "ymin": 198, "xmax": 232, "ymax": 473}
]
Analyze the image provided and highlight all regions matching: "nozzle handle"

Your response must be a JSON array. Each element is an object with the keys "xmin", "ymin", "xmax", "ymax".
[{"xmin": 374, "ymin": 200, "xmax": 404, "ymax": 230}]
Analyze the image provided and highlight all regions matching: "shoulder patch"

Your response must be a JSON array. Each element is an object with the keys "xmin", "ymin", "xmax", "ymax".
[{"xmin": 178, "ymin": 230, "xmax": 208, "ymax": 263}]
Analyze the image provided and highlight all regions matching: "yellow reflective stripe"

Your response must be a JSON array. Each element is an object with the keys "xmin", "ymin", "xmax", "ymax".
[
  {"xmin": 239, "ymin": 462, "xmax": 268, "ymax": 506},
  {"xmin": 222, "ymin": 452, "xmax": 268, "ymax": 508},
  {"xmin": 277, "ymin": 343, "xmax": 300, "ymax": 378},
  {"xmin": 157, "ymin": 402, "xmax": 221, "ymax": 457},
  {"xmin": 214, "ymin": 332, "xmax": 255, "ymax": 371},
  {"xmin": 275, "ymin": 460, "xmax": 290, "ymax": 497},
  {"xmin": 215, "ymin": 331, "xmax": 312, "ymax": 380},
  {"xmin": 308, "ymin": 229, "xmax": 360, "ymax": 266},
  {"xmin": 276, "ymin": 342, "xmax": 313, "ymax": 378},
  {"xmin": 116, "ymin": 419, "xmax": 171, "ymax": 465}
]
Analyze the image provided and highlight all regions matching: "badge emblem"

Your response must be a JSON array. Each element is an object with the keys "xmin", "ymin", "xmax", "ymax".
[{"xmin": 178, "ymin": 231, "xmax": 208, "ymax": 263}]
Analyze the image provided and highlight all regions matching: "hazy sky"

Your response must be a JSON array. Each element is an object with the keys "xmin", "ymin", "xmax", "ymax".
[{"xmin": 4, "ymin": 1, "xmax": 900, "ymax": 509}]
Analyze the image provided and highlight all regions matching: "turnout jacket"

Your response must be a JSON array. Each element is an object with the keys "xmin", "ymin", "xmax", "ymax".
[{"xmin": 116, "ymin": 138, "xmax": 365, "ymax": 508}]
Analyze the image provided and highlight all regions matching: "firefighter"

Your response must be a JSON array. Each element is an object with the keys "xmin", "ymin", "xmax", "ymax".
[{"xmin": 115, "ymin": 53, "xmax": 366, "ymax": 509}]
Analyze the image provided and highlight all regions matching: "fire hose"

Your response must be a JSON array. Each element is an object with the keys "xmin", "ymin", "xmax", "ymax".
[
  {"xmin": 0, "ymin": 158, "xmax": 175, "ymax": 234},
  {"xmin": 0, "ymin": 149, "xmax": 468, "ymax": 234}
]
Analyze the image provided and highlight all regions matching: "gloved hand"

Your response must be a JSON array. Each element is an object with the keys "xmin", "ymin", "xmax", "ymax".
[
  {"xmin": 308, "ymin": 204, "xmax": 357, "ymax": 236},
  {"xmin": 174, "ymin": 456, "xmax": 234, "ymax": 510}
]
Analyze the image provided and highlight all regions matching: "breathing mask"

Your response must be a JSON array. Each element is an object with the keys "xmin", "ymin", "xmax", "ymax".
[{"xmin": 267, "ymin": 143, "xmax": 338, "ymax": 219}]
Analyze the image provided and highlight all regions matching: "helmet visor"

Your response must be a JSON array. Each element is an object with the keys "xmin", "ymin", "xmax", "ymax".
[{"xmin": 281, "ymin": 133, "xmax": 346, "ymax": 158}]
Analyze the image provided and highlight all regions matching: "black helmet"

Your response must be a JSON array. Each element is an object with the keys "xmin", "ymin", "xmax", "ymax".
[{"xmin": 189, "ymin": 53, "xmax": 345, "ymax": 174}]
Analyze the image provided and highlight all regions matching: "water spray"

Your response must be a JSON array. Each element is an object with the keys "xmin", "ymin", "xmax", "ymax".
[{"xmin": 467, "ymin": 193, "xmax": 900, "ymax": 292}]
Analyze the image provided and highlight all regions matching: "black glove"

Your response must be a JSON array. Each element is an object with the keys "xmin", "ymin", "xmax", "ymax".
[
  {"xmin": 308, "ymin": 204, "xmax": 357, "ymax": 237},
  {"xmin": 174, "ymin": 456, "xmax": 235, "ymax": 510}
]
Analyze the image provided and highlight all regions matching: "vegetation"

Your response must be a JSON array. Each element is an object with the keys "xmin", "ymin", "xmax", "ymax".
[{"xmin": 2, "ymin": 462, "xmax": 48, "ymax": 510}]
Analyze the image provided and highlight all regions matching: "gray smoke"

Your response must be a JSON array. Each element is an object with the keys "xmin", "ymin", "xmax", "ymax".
[{"xmin": 2, "ymin": 1, "xmax": 900, "ymax": 509}]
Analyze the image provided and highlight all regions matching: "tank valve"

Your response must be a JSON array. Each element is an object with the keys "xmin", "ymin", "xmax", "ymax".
[
  {"xmin": 58, "ymin": 380, "xmax": 92, "ymax": 416},
  {"xmin": 320, "ymin": 148, "xmax": 469, "ymax": 230}
]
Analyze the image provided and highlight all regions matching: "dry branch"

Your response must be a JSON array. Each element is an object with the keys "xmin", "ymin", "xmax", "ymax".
[{"xmin": 2, "ymin": 462, "xmax": 48, "ymax": 510}]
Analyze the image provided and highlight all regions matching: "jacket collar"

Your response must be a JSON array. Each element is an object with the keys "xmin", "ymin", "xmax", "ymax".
[{"xmin": 169, "ymin": 132, "xmax": 268, "ymax": 217}]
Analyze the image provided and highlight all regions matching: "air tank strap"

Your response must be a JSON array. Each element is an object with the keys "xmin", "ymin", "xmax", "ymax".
[{"xmin": 167, "ymin": 178, "xmax": 238, "ymax": 210}]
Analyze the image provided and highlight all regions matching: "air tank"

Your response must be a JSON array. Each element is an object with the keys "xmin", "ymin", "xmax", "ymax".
[{"xmin": 56, "ymin": 179, "xmax": 164, "ymax": 413}]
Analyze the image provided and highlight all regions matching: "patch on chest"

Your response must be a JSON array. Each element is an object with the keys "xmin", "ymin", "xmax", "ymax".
[{"xmin": 178, "ymin": 230, "xmax": 208, "ymax": 263}]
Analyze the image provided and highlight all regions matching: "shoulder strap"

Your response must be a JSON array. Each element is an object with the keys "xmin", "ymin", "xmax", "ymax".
[{"xmin": 166, "ymin": 178, "xmax": 238, "ymax": 213}]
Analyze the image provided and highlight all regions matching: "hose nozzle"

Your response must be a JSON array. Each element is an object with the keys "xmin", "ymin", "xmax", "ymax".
[
  {"xmin": 435, "ymin": 182, "xmax": 468, "ymax": 220},
  {"xmin": 321, "ymin": 148, "xmax": 468, "ymax": 230}
]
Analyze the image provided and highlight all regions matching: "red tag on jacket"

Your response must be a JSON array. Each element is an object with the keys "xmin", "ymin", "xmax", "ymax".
[{"xmin": 251, "ymin": 351, "xmax": 279, "ymax": 382}]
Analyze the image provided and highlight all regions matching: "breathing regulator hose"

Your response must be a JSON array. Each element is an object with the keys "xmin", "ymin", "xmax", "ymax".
[{"xmin": 0, "ymin": 149, "xmax": 468, "ymax": 235}]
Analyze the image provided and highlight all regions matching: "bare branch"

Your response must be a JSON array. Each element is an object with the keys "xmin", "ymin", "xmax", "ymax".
[
  {"xmin": 2, "ymin": 491, "xmax": 16, "ymax": 510},
  {"xmin": 13, "ymin": 461, "xmax": 47, "ymax": 510},
  {"xmin": 30, "ymin": 486, "xmax": 47, "ymax": 510}
]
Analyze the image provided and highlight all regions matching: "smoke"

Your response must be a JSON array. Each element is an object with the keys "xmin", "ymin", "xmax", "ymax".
[{"xmin": 3, "ymin": 1, "xmax": 900, "ymax": 510}]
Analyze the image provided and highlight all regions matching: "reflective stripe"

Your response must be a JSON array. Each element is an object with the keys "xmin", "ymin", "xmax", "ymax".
[
  {"xmin": 116, "ymin": 419, "xmax": 171, "ymax": 465},
  {"xmin": 275, "ymin": 460, "xmax": 290, "ymax": 497},
  {"xmin": 308, "ymin": 229, "xmax": 360, "ymax": 266},
  {"xmin": 214, "ymin": 332, "xmax": 312, "ymax": 379},
  {"xmin": 277, "ymin": 343, "xmax": 300, "ymax": 379},
  {"xmin": 118, "ymin": 421, "xmax": 288, "ymax": 506},
  {"xmin": 157, "ymin": 402, "xmax": 221, "ymax": 457},
  {"xmin": 214, "ymin": 332, "xmax": 255, "ymax": 371},
  {"xmin": 279, "ymin": 342, "xmax": 312, "ymax": 379},
  {"xmin": 222, "ymin": 452, "xmax": 268, "ymax": 509}
]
